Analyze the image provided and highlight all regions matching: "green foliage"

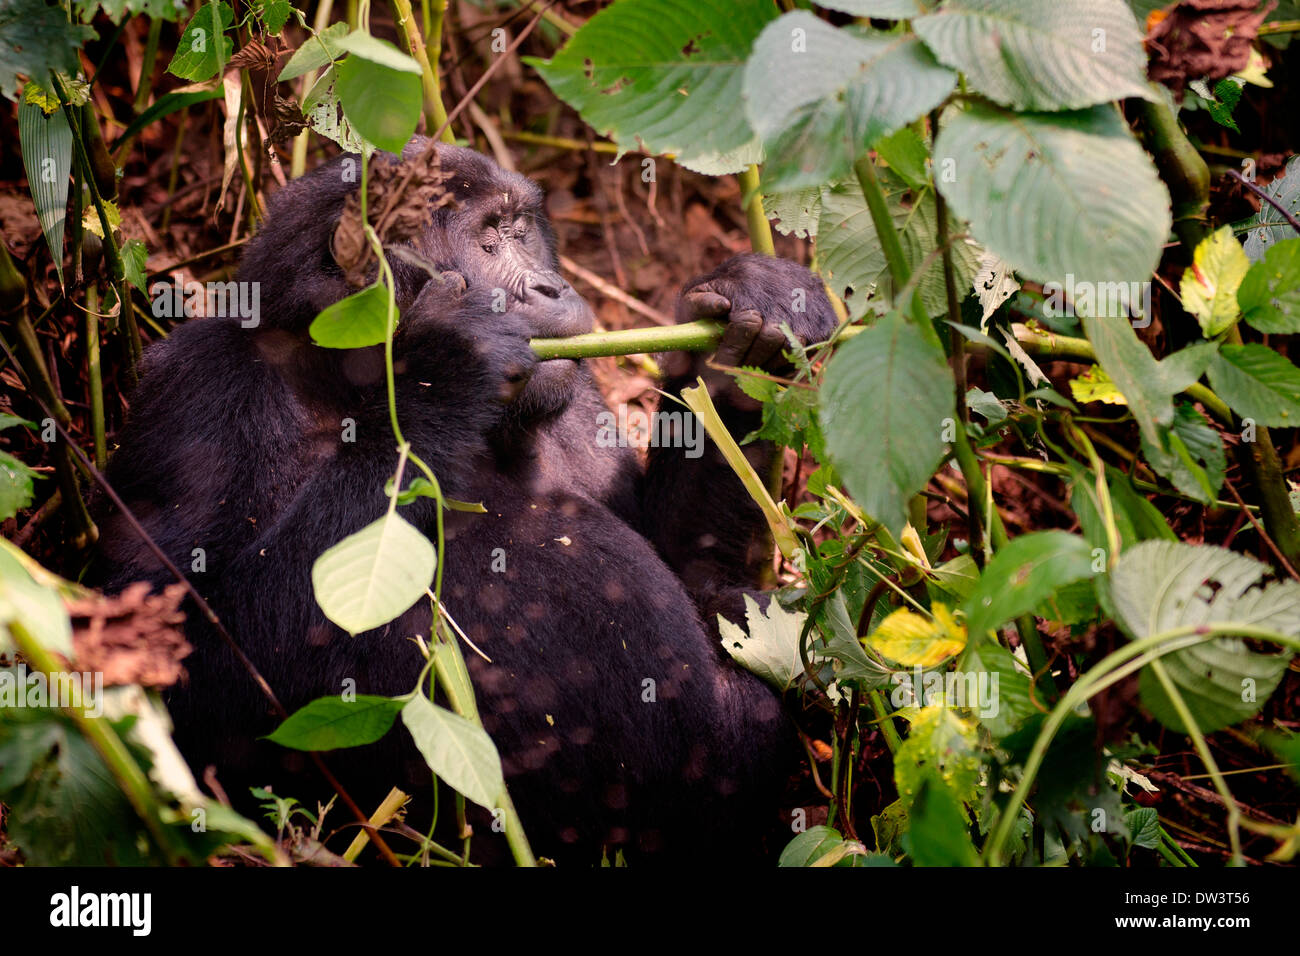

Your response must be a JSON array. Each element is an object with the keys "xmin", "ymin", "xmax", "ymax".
[
  {"xmin": 167, "ymin": 1, "xmax": 234, "ymax": 82},
  {"xmin": 528, "ymin": 0, "xmax": 777, "ymax": 174},
  {"xmin": 266, "ymin": 695, "xmax": 408, "ymax": 751},
  {"xmin": 0, "ymin": 0, "xmax": 96, "ymax": 101}
]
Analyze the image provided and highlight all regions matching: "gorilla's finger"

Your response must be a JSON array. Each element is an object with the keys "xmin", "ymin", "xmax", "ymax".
[
  {"xmin": 680, "ymin": 289, "xmax": 731, "ymax": 321},
  {"xmin": 439, "ymin": 270, "xmax": 468, "ymax": 294},
  {"xmin": 714, "ymin": 308, "xmax": 762, "ymax": 368},
  {"xmin": 742, "ymin": 319, "xmax": 788, "ymax": 369}
]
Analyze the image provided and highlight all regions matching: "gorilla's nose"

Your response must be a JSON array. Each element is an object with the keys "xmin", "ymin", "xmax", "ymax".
[{"xmin": 524, "ymin": 270, "xmax": 567, "ymax": 299}]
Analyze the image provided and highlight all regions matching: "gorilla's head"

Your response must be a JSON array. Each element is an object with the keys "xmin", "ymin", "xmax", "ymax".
[{"xmin": 236, "ymin": 138, "xmax": 595, "ymax": 422}]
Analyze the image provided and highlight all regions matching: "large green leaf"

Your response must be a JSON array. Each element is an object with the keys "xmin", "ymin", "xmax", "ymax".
[
  {"xmin": 743, "ymin": 14, "xmax": 955, "ymax": 190},
  {"xmin": 335, "ymin": 50, "xmax": 422, "ymax": 155},
  {"xmin": 961, "ymin": 530, "xmax": 1097, "ymax": 638},
  {"xmin": 819, "ymin": 0, "xmax": 937, "ymax": 15},
  {"xmin": 309, "ymin": 283, "xmax": 392, "ymax": 348},
  {"xmin": 1079, "ymin": 313, "xmax": 1173, "ymax": 447},
  {"xmin": 913, "ymin": 0, "xmax": 1155, "ymax": 111},
  {"xmin": 527, "ymin": 0, "xmax": 777, "ymax": 174},
  {"xmin": 817, "ymin": 174, "xmax": 978, "ymax": 320},
  {"xmin": 265, "ymin": 694, "xmax": 406, "ymax": 751},
  {"xmin": 1238, "ymin": 237, "xmax": 1300, "ymax": 334},
  {"xmin": 1140, "ymin": 403, "xmax": 1225, "ymax": 505},
  {"xmin": 311, "ymin": 511, "xmax": 435, "ymax": 635},
  {"xmin": 1207, "ymin": 343, "xmax": 1300, "ymax": 427},
  {"xmin": 0, "ymin": 0, "xmax": 96, "ymax": 101},
  {"xmin": 17, "ymin": 97, "xmax": 70, "ymax": 285},
  {"xmin": 0, "ymin": 450, "xmax": 39, "ymax": 522},
  {"xmin": 933, "ymin": 103, "xmax": 1170, "ymax": 293},
  {"xmin": 400, "ymin": 695, "xmax": 504, "ymax": 811},
  {"xmin": 167, "ymin": 1, "xmax": 233, "ymax": 82},
  {"xmin": 1109, "ymin": 541, "xmax": 1298, "ymax": 733},
  {"xmin": 819, "ymin": 311, "xmax": 955, "ymax": 536}
]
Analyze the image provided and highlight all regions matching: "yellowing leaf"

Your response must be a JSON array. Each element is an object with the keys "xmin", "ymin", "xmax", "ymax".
[
  {"xmin": 866, "ymin": 603, "xmax": 966, "ymax": 668},
  {"xmin": 82, "ymin": 199, "xmax": 121, "ymax": 239},
  {"xmin": 1069, "ymin": 364, "xmax": 1126, "ymax": 405},
  {"xmin": 1234, "ymin": 49, "xmax": 1271, "ymax": 88},
  {"xmin": 1181, "ymin": 225, "xmax": 1249, "ymax": 337}
]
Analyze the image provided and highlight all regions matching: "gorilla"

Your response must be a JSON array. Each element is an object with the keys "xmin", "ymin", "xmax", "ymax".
[{"xmin": 96, "ymin": 139, "xmax": 837, "ymax": 864}]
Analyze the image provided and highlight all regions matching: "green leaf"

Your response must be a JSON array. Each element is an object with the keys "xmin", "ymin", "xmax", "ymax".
[
  {"xmin": 913, "ymin": 0, "xmax": 1155, "ymax": 111},
  {"xmin": 894, "ymin": 706, "xmax": 980, "ymax": 804},
  {"xmin": 527, "ymin": 0, "xmax": 777, "ymax": 175},
  {"xmin": 1140, "ymin": 403, "xmax": 1225, "ymax": 504},
  {"xmin": 121, "ymin": 238, "xmax": 148, "ymax": 294},
  {"xmin": 965, "ymin": 641, "xmax": 1036, "ymax": 738},
  {"xmin": 0, "ymin": 450, "xmax": 39, "ymax": 522},
  {"xmin": 0, "ymin": 545, "xmax": 71, "ymax": 657},
  {"xmin": 778, "ymin": 825, "xmax": 845, "ymax": 866},
  {"xmin": 1207, "ymin": 343, "xmax": 1300, "ymax": 427},
  {"xmin": 1125, "ymin": 807, "xmax": 1161, "ymax": 849},
  {"xmin": 0, "ymin": 0, "xmax": 96, "ymax": 101},
  {"xmin": 278, "ymin": 21, "xmax": 350, "ymax": 81},
  {"xmin": 1242, "ymin": 154, "xmax": 1300, "ymax": 261},
  {"xmin": 1239, "ymin": 237, "xmax": 1300, "ymax": 333},
  {"xmin": 718, "ymin": 593, "xmax": 813, "ymax": 693},
  {"xmin": 1109, "ymin": 541, "xmax": 1298, "ymax": 733},
  {"xmin": 819, "ymin": 311, "xmax": 955, "ymax": 536},
  {"xmin": 400, "ymin": 695, "xmax": 504, "ymax": 811},
  {"xmin": 961, "ymin": 530, "xmax": 1097, "ymax": 638},
  {"xmin": 167, "ymin": 1, "xmax": 234, "ymax": 82},
  {"xmin": 309, "ymin": 283, "xmax": 392, "ymax": 348},
  {"xmin": 934, "ymin": 103, "xmax": 1170, "ymax": 294},
  {"xmin": 1180, "ymin": 225, "xmax": 1249, "ymax": 337},
  {"xmin": 876, "ymin": 126, "xmax": 932, "ymax": 194},
  {"xmin": 904, "ymin": 776, "xmax": 979, "ymax": 866},
  {"xmin": 1080, "ymin": 312, "xmax": 1173, "ymax": 446},
  {"xmin": 334, "ymin": 29, "xmax": 422, "ymax": 73},
  {"xmin": 17, "ymin": 96, "xmax": 70, "ymax": 285},
  {"xmin": 311, "ymin": 511, "xmax": 435, "ymax": 635},
  {"xmin": 254, "ymin": 0, "xmax": 291, "ymax": 35},
  {"xmin": 265, "ymin": 694, "xmax": 406, "ymax": 751},
  {"xmin": 743, "ymin": 14, "xmax": 955, "ymax": 190},
  {"xmin": 74, "ymin": 0, "xmax": 186, "ymax": 23},
  {"xmin": 335, "ymin": 51, "xmax": 422, "ymax": 155},
  {"xmin": 818, "ymin": 174, "xmax": 978, "ymax": 320}
]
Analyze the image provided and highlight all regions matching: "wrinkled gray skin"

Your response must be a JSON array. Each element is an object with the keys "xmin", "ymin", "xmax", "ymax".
[{"xmin": 95, "ymin": 138, "xmax": 837, "ymax": 864}]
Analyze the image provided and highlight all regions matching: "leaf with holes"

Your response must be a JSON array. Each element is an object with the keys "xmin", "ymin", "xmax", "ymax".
[
  {"xmin": 1108, "ymin": 541, "xmax": 1298, "ymax": 733},
  {"xmin": 934, "ymin": 103, "xmax": 1170, "ymax": 293},
  {"xmin": 743, "ymin": 13, "xmax": 955, "ymax": 190},
  {"xmin": 913, "ymin": 0, "xmax": 1155, "ymax": 111},
  {"xmin": 528, "ymin": 0, "xmax": 777, "ymax": 175}
]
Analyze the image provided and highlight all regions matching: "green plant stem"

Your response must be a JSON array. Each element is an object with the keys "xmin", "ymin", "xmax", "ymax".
[
  {"xmin": 393, "ymin": 0, "xmax": 453, "ymax": 142},
  {"xmin": 739, "ymin": 165, "xmax": 774, "ymax": 256},
  {"xmin": 531, "ymin": 322, "xmax": 1236, "ymax": 424},
  {"xmin": 867, "ymin": 690, "xmax": 902, "ymax": 754},
  {"xmin": 1148, "ymin": 658, "xmax": 1242, "ymax": 864},
  {"xmin": 291, "ymin": 0, "xmax": 336, "ymax": 179},
  {"xmin": 84, "ymin": 288, "xmax": 106, "ymax": 469},
  {"xmin": 984, "ymin": 624, "xmax": 1300, "ymax": 865},
  {"xmin": 133, "ymin": 16, "xmax": 163, "ymax": 112},
  {"xmin": 502, "ymin": 130, "xmax": 620, "ymax": 153}
]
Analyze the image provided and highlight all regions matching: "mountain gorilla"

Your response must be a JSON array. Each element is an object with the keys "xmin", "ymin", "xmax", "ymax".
[{"xmin": 96, "ymin": 138, "xmax": 836, "ymax": 864}]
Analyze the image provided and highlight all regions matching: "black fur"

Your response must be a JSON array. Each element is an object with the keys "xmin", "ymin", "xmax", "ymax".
[{"xmin": 95, "ymin": 141, "xmax": 836, "ymax": 864}]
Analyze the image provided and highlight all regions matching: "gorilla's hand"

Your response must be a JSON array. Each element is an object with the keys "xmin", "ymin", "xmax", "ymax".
[
  {"xmin": 663, "ymin": 254, "xmax": 837, "ymax": 411},
  {"xmin": 401, "ymin": 273, "xmax": 537, "ymax": 406}
]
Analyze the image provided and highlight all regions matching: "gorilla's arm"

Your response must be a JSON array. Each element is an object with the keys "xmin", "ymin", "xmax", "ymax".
[{"xmin": 633, "ymin": 255, "xmax": 836, "ymax": 617}]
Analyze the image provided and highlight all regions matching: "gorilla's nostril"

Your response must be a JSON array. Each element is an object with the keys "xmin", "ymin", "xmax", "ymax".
[{"xmin": 525, "ymin": 270, "xmax": 566, "ymax": 299}]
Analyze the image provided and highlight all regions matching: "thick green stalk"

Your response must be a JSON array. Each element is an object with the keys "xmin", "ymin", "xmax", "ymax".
[
  {"xmin": 392, "ymin": 0, "xmax": 452, "ymax": 142},
  {"xmin": 85, "ymin": 287, "xmax": 106, "ymax": 468},
  {"xmin": 739, "ymin": 165, "xmax": 775, "ymax": 256}
]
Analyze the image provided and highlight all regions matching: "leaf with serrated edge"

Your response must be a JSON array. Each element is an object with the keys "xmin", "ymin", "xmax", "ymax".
[
  {"xmin": 914, "ymin": 0, "xmax": 1156, "ymax": 111},
  {"xmin": 1110, "ymin": 541, "xmax": 1297, "ymax": 732},
  {"xmin": 819, "ymin": 312, "xmax": 955, "ymax": 535}
]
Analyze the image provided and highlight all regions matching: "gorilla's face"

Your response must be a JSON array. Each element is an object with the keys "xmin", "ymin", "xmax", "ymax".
[{"xmin": 401, "ymin": 141, "xmax": 594, "ymax": 422}]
